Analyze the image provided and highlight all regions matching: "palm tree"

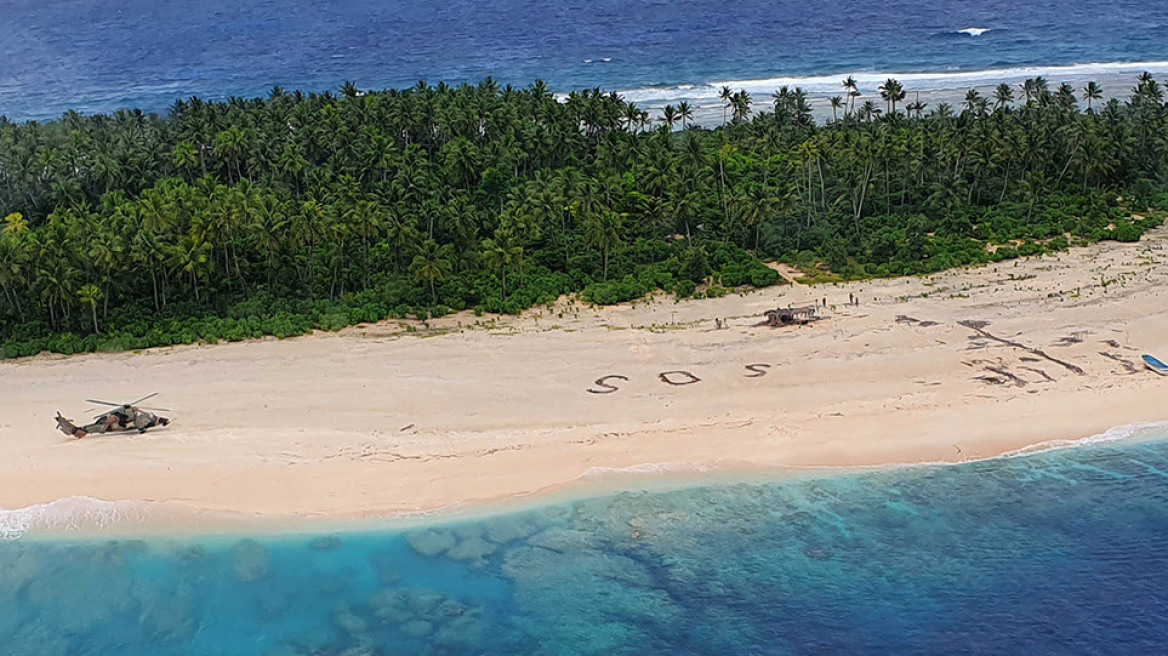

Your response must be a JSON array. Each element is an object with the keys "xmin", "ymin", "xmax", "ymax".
[
  {"xmin": 963, "ymin": 89, "xmax": 984, "ymax": 114},
  {"xmin": 829, "ymin": 96, "xmax": 844, "ymax": 122},
  {"xmin": 172, "ymin": 141, "xmax": 199, "ymax": 180},
  {"xmin": 677, "ymin": 101, "xmax": 694, "ymax": 128},
  {"xmin": 77, "ymin": 284, "xmax": 103, "ymax": 333},
  {"xmin": 878, "ymin": 78, "xmax": 905, "ymax": 115},
  {"xmin": 661, "ymin": 105, "xmax": 678, "ymax": 130},
  {"xmin": 479, "ymin": 230, "xmax": 524, "ymax": 301},
  {"xmin": 168, "ymin": 232, "xmax": 212, "ymax": 303},
  {"xmin": 719, "ymin": 86, "xmax": 733, "ymax": 125},
  {"xmin": 409, "ymin": 239, "xmax": 453, "ymax": 304},
  {"xmin": 730, "ymin": 91, "xmax": 752, "ymax": 123},
  {"xmin": 858, "ymin": 99, "xmax": 880, "ymax": 122},
  {"xmin": 583, "ymin": 210, "xmax": 624, "ymax": 280},
  {"xmin": 213, "ymin": 126, "xmax": 247, "ymax": 181},
  {"xmin": 1055, "ymin": 83, "xmax": 1078, "ymax": 111},
  {"xmin": 842, "ymin": 76, "xmax": 859, "ymax": 115},
  {"xmin": 1082, "ymin": 81, "xmax": 1103, "ymax": 112},
  {"xmin": 992, "ymin": 83, "xmax": 1014, "ymax": 111}
]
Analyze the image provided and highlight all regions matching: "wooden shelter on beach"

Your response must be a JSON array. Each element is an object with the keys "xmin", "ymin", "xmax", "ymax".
[{"xmin": 763, "ymin": 305, "xmax": 818, "ymax": 326}]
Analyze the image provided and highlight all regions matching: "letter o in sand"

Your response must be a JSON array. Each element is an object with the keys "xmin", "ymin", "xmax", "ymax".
[
  {"xmin": 658, "ymin": 370, "xmax": 702, "ymax": 386},
  {"xmin": 587, "ymin": 375, "xmax": 629, "ymax": 394}
]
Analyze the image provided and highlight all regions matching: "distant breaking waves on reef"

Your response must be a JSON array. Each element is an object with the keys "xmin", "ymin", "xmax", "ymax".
[
  {"xmin": 615, "ymin": 61, "xmax": 1168, "ymax": 119},
  {"xmin": 4, "ymin": 0, "xmax": 1168, "ymax": 120}
]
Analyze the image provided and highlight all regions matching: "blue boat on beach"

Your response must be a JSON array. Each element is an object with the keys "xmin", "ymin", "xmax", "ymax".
[{"xmin": 1144, "ymin": 354, "xmax": 1168, "ymax": 375}]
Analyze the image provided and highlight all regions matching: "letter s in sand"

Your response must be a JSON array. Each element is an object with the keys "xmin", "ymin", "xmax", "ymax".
[
  {"xmin": 744, "ymin": 363, "xmax": 771, "ymax": 378},
  {"xmin": 588, "ymin": 375, "xmax": 629, "ymax": 394}
]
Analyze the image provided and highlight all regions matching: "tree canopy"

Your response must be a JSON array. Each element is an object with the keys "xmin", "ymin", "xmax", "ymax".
[{"xmin": 0, "ymin": 74, "xmax": 1164, "ymax": 357}]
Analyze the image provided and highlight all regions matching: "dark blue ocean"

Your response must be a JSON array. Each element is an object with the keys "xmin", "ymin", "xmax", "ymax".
[
  {"xmin": 3, "ymin": 426, "xmax": 1168, "ymax": 655},
  {"xmin": 4, "ymin": 0, "xmax": 1168, "ymax": 121}
]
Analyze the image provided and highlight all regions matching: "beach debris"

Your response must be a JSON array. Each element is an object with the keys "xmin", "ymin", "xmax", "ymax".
[
  {"xmin": 974, "ymin": 366, "xmax": 1026, "ymax": 387},
  {"xmin": 400, "ymin": 423, "xmax": 415, "ymax": 432},
  {"xmin": 1053, "ymin": 331, "xmax": 1088, "ymax": 346},
  {"xmin": 1019, "ymin": 366, "xmax": 1057, "ymax": 383},
  {"xmin": 744, "ymin": 363, "xmax": 771, "ymax": 378},
  {"xmin": 1099, "ymin": 352, "xmax": 1141, "ymax": 375},
  {"xmin": 587, "ymin": 375, "xmax": 628, "ymax": 394},
  {"xmin": 967, "ymin": 358, "xmax": 1028, "ymax": 387},
  {"xmin": 231, "ymin": 539, "xmax": 271, "ymax": 583},
  {"xmin": 658, "ymin": 370, "xmax": 702, "ymax": 386},
  {"xmin": 1145, "ymin": 354, "xmax": 1168, "ymax": 375},
  {"xmin": 1103, "ymin": 339, "xmax": 1122, "ymax": 349},
  {"xmin": 958, "ymin": 320, "xmax": 1085, "ymax": 375},
  {"xmin": 896, "ymin": 315, "xmax": 940, "ymax": 327}
]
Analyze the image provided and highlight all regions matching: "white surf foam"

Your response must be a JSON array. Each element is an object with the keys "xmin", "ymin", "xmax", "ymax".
[
  {"xmin": 1000, "ymin": 421, "xmax": 1168, "ymax": 459},
  {"xmin": 583, "ymin": 462, "xmax": 717, "ymax": 477},
  {"xmin": 616, "ymin": 60, "xmax": 1168, "ymax": 105},
  {"xmin": 958, "ymin": 27, "xmax": 992, "ymax": 37},
  {"xmin": 0, "ymin": 496, "xmax": 150, "ymax": 540}
]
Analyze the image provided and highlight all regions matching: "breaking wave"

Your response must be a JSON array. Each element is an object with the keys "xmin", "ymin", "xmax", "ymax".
[
  {"xmin": 582, "ymin": 461, "xmax": 717, "ymax": 477},
  {"xmin": 617, "ymin": 61, "xmax": 1168, "ymax": 106},
  {"xmin": 0, "ymin": 496, "xmax": 152, "ymax": 540},
  {"xmin": 1001, "ymin": 420, "xmax": 1168, "ymax": 459}
]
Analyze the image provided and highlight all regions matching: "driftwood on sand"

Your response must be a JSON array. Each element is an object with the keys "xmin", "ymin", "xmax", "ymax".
[{"xmin": 957, "ymin": 320, "xmax": 1086, "ymax": 376}]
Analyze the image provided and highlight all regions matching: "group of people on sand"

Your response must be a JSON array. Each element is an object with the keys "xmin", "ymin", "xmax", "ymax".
[{"xmin": 817, "ymin": 294, "xmax": 861, "ymax": 309}]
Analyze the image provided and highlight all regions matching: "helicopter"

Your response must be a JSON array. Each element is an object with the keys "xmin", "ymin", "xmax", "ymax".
[{"xmin": 55, "ymin": 393, "xmax": 171, "ymax": 439}]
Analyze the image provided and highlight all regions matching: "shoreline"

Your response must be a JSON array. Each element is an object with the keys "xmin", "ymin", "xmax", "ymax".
[
  {"xmin": 11, "ymin": 59, "xmax": 1168, "ymax": 124},
  {"xmin": 623, "ymin": 60, "xmax": 1168, "ymax": 124},
  {"xmin": 2, "ymin": 230, "xmax": 1167, "ymax": 538},
  {"xmin": 4, "ymin": 417, "xmax": 1167, "ymax": 542}
]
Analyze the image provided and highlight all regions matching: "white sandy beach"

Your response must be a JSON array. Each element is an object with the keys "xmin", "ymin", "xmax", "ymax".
[{"xmin": 1, "ymin": 229, "xmax": 1166, "ymax": 523}]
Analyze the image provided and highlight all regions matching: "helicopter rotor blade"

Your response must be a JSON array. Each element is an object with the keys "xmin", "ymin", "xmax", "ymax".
[
  {"xmin": 126, "ymin": 393, "xmax": 159, "ymax": 407},
  {"xmin": 85, "ymin": 399, "xmax": 124, "ymax": 407},
  {"xmin": 136, "ymin": 406, "xmax": 171, "ymax": 413}
]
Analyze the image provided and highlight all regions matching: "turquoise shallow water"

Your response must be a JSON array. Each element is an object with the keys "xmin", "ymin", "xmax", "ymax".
[{"xmin": 4, "ymin": 427, "xmax": 1168, "ymax": 655}]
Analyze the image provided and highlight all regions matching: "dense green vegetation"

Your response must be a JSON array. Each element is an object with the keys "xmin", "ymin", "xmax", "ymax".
[{"xmin": 1, "ymin": 74, "xmax": 1166, "ymax": 358}]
